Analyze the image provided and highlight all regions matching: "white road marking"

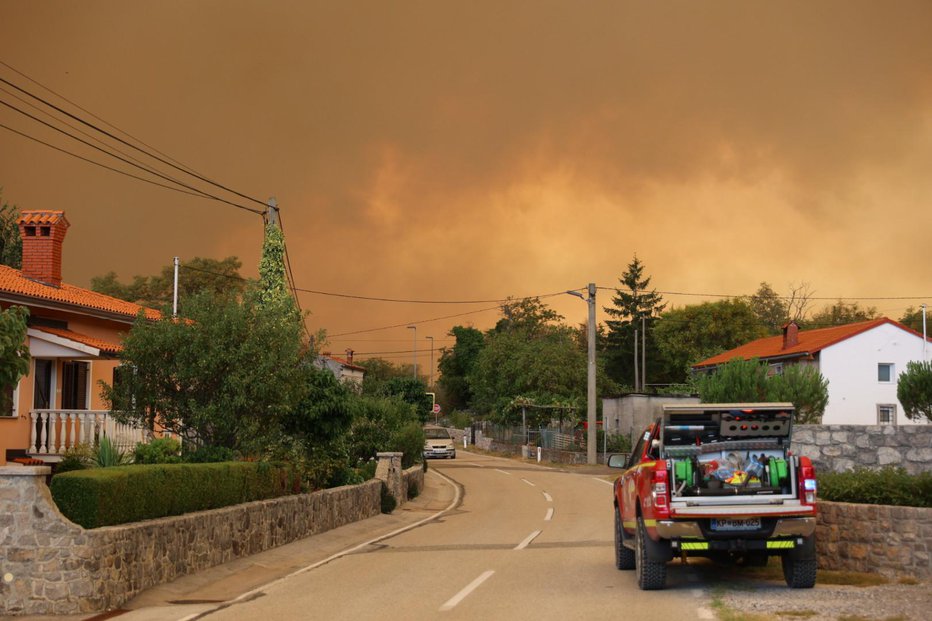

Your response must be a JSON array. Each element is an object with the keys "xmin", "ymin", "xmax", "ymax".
[
  {"xmin": 542, "ymin": 492, "xmax": 553, "ymax": 502},
  {"xmin": 515, "ymin": 529, "xmax": 542, "ymax": 550},
  {"xmin": 440, "ymin": 570, "xmax": 495, "ymax": 612},
  {"xmin": 697, "ymin": 606, "xmax": 714, "ymax": 619},
  {"xmin": 544, "ymin": 508, "xmax": 554, "ymax": 521},
  {"xmin": 521, "ymin": 478, "xmax": 536, "ymax": 487},
  {"xmin": 495, "ymin": 469, "xmax": 512, "ymax": 476},
  {"xmin": 592, "ymin": 477, "xmax": 614, "ymax": 486}
]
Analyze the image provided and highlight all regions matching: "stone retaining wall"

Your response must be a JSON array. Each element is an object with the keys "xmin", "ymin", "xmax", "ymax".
[
  {"xmin": 794, "ymin": 425, "xmax": 932, "ymax": 474},
  {"xmin": 0, "ymin": 460, "xmax": 405, "ymax": 616},
  {"xmin": 817, "ymin": 500, "xmax": 932, "ymax": 579}
]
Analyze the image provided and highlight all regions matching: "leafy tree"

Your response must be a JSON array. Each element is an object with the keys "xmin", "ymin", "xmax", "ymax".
[
  {"xmin": 103, "ymin": 291, "xmax": 306, "ymax": 451},
  {"xmin": 378, "ymin": 376, "xmax": 433, "ymax": 423},
  {"xmin": 90, "ymin": 256, "xmax": 247, "ymax": 309},
  {"xmin": 0, "ymin": 305, "xmax": 30, "ymax": 414},
  {"xmin": 492, "ymin": 297, "xmax": 564, "ymax": 336},
  {"xmin": 603, "ymin": 255, "xmax": 667, "ymax": 387},
  {"xmin": 695, "ymin": 358, "xmax": 769, "ymax": 403},
  {"xmin": 0, "ymin": 192, "xmax": 22, "ymax": 269},
  {"xmin": 897, "ymin": 361, "xmax": 932, "ymax": 423},
  {"xmin": 258, "ymin": 220, "xmax": 292, "ymax": 309},
  {"xmin": 437, "ymin": 326, "xmax": 485, "ymax": 410},
  {"xmin": 767, "ymin": 364, "xmax": 829, "ymax": 424},
  {"xmin": 653, "ymin": 299, "xmax": 767, "ymax": 383},
  {"xmin": 348, "ymin": 395, "xmax": 425, "ymax": 468},
  {"xmin": 807, "ymin": 300, "xmax": 877, "ymax": 328},
  {"xmin": 898, "ymin": 307, "xmax": 928, "ymax": 333},
  {"xmin": 358, "ymin": 358, "xmax": 413, "ymax": 396},
  {"xmin": 745, "ymin": 282, "xmax": 787, "ymax": 335}
]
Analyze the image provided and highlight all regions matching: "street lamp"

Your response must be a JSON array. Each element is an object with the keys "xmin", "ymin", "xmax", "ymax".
[
  {"xmin": 426, "ymin": 336, "xmax": 434, "ymax": 388},
  {"xmin": 407, "ymin": 325, "xmax": 417, "ymax": 379},
  {"xmin": 566, "ymin": 283, "xmax": 597, "ymax": 465}
]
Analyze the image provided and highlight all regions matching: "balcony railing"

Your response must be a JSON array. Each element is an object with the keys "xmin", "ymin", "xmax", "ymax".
[{"xmin": 28, "ymin": 409, "xmax": 150, "ymax": 457}]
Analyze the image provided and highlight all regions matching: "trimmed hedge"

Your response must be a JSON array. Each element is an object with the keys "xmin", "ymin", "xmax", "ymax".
[
  {"xmin": 818, "ymin": 466, "xmax": 932, "ymax": 508},
  {"xmin": 50, "ymin": 462, "xmax": 299, "ymax": 528}
]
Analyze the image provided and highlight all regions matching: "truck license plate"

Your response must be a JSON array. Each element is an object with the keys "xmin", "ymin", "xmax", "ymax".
[{"xmin": 710, "ymin": 518, "xmax": 761, "ymax": 531}]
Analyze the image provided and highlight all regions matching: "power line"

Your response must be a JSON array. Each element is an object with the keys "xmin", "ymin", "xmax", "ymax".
[
  {"xmin": 329, "ymin": 306, "xmax": 503, "ymax": 337},
  {"xmin": 0, "ymin": 96, "xmax": 264, "ymax": 215},
  {"xmin": 0, "ymin": 74, "xmax": 268, "ymax": 209},
  {"xmin": 596, "ymin": 286, "xmax": 930, "ymax": 302}
]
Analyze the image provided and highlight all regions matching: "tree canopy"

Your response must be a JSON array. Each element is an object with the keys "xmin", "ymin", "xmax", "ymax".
[
  {"xmin": 0, "ymin": 193, "xmax": 22, "ymax": 269},
  {"xmin": 807, "ymin": 300, "xmax": 877, "ymax": 328},
  {"xmin": 897, "ymin": 360, "xmax": 932, "ymax": 423},
  {"xmin": 0, "ymin": 305, "xmax": 30, "ymax": 414},
  {"xmin": 437, "ymin": 325, "xmax": 485, "ymax": 410}
]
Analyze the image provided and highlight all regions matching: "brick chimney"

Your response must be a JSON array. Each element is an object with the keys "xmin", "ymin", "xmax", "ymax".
[
  {"xmin": 345, "ymin": 349, "xmax": 354, "ymax": 364},
  {"xmin": 18, "ymin": 210, "xmax": 70, "ymax": 288},
  {"xmin": 782, "ymin": 321, "xmax": 799, "ymax": 349}
]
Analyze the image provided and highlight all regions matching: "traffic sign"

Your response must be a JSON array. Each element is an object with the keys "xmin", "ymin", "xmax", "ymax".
[{"xmin": 432, "ymin": 403, "xmax": 441, "ymax": 414}]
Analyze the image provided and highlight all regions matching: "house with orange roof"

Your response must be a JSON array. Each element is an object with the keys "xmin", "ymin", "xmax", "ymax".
[
  {"xmin": 0, "ymin": 210, "xmax": 160, "ymax": 465},
  {"xmin": 693, "ymin": 318, "xmax": 931, "ymax": 426},
  {"xmin": 316, "ymin": 350, "xmax": 365, "ymax": 389}
]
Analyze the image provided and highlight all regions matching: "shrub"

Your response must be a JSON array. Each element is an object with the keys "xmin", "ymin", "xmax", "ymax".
[
  {"xmin": 91, "ymin": 436, "xmax": 131, "ymax": 467},
  {"xmin": 380, "ymin": 481, "xmax": 396, "ymax": 514},
  {"xmin": 133, "ymin": 437, "xmax": 182, "ymax": 464},
  {"xmin": 50, "ymin": 461, "xmax": 299, "ymax": 528},
  {"xmin": 55, "ymin": 443, "xmax": 93, "ymax": 474},
  {"xmin": 818, "ymin": 466, "xmax": 932, "ymax": 508},
  {"xmin": 183, "ymin": 445, "xmax": 235, "ymax": 463}
]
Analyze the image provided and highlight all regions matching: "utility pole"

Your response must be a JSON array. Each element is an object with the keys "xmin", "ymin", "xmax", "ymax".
[
  {"xmin": 565, "ymin": 284, "xmax": 598, "ymax": 465},
  {"xmin": 426, "ymin": 336, "xmax": 434, "ymax": 388},
  {"xmin": 642, "ymin": 316, "xmax": 647, "ymax": 392},
  {"xmin": 634, "ymin": 328, "xmax": 639, "ymax": 391},
  {"xmin": 407, "ymin": 325, "xmax": 417, "ymax": 379},
  {"xmin": 265, "ymin": 197, "xmax": 279, "ymax": 226},
  {"xmin": 172, "ymin": 256, "xmax": 179, "ymax": 318},
  {"xmin": 923, "ymin": 303, "xmax": 928, "ymax": 361}
]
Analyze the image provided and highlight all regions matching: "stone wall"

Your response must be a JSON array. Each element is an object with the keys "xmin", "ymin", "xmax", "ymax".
[
  {"xmin": 794, "ymin": 424, "xmax": 932, "ymax": 474},
  {"xmin": 0, "ymin": 465, "xmax": 385, "ymax": 616},
  {"xmin": 817, "ymin": 500, "xmax": 931, "ymax": 579},
  {"xmin": 402, "ymin": 464, "xmax": 424, "ymax": 500}
]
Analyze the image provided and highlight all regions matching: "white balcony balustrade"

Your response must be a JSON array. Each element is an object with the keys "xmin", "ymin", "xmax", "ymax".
[{"xmin": 28, "ymin": 410, "xmax": 150, "ymax": 457}]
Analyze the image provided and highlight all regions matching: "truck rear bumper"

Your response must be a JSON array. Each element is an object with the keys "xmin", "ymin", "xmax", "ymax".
[{"xmin": 656, "ymin": 516, "xmax": 816, "ymax": 539}]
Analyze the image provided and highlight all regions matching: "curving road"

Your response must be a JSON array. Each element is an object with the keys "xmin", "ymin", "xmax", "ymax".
[{"xmin": 200, "ymin": 450, "xmax": 713, "ymax": 620}]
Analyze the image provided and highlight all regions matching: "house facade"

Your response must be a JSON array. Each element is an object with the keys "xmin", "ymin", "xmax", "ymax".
[
  {"xmin": 316, "ymin": 350, "xmax": 365, "ymax": 389},
  {"xmin": 693, "ymin": 318, "xmax": 931, "ymax": 426},
  {"xmin": 0, "ymin": 210, "xmax": 159, "ymax": 465}
]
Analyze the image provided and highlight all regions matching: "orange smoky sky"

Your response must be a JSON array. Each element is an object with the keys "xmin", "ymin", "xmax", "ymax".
[{"xmin": 1, "ymin": 1, "xmax": 931, "ymax": 368}]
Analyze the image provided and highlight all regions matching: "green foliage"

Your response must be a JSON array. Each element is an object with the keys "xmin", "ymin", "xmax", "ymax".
[
  {"xmin": 0, "ymin": 193, "xmax": 22, "ymax": 269},
  {"xmin": 55, "ymin": 443, "xmax": 93, "ymax": 474},
  {"xmin": 653, "ymin": 299, "xmax": 767, "ymax": 383},
  {"xmin": 283, "ymin": 363, "xmax": 354, "ymax": 446},
  {"xmin": 768, "ymin": 364, "xmax": 829, "ymax": 424},
  {"xmin": 696, "ymin": 359, "xmax": 829, "ymax": 423},
  {"xmin": 133, "ymin": 437, "xmax": 182, "ymax": 464},
  {"xmin": 898, "ymin": 306, "xmax": 927, "ymax": 333},
  {"xmin": 380, "ymin": 481, "xmax": 397, "ymax": 514},
  {"xmin": 806, "ymin": 300, "xmax": 877, "ymax": 328},
  {"xmin": 0, "ymin": 305, "xmax": 30, "ymax": 412},
  {"xmin": 818, "ymin": 467, "xmax": 932, "ymax": 508},
  {"xmin": 745, "ymin": 282, "xmax": 787, "ymax": 335},
  {"xmin": 407, "ymin": 477, "xmax": 420, "ymax": 499},
  {"xmin": 492, "ymin": 297, "xmax": 564, "ymax": 336},
  {"xmin": 448, "ymin": 409, "xmax": 472, "ymax": 429},
  {"xmin": 696, "ymin": 358, "xmax": 769, "ymax": 402},
  {"xmin": 897, "ymin": 360, "xmax": 932, "ymax": 423},
  {"xmin": 50, "ymin": 461, "xmax": 299, "ymax": 528},
  {"xmin": 258, "ymin": 221, "xmax": 293, "ymax": 310},
  {"xmin": 437, "ymin": 326, "xmax": 485, "ymax": 410},
  {"xmin": 347, "ymin": 396, "xmax": 425, "ymax": 468},
  {"xmin": 378, "ymin": 376, "xmax": 432, "ymax": 423},
  {"xmin": 103, "ymin": 291, "xmax": 306, "ymax": 451},
  {"xmin": 183, "ymin": 445, "xmax": 236, "ymax": 463},
  {"xmin": 90, "ymin": 436, "xmax": 131, "ymax": 467},
  {"xmin": 90, "ymin": 256, "xmax": 247, "ymax": 308}
]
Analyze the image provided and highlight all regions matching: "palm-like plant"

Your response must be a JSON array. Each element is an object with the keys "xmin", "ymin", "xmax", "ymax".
[{"xmin": 91, "ymin": 435, "xmax": 131, "ymax": 467}]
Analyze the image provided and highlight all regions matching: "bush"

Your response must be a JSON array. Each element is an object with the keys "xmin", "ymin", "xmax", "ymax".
[
  {"xmin": 183, "ymin": 445, "xmax": 235, "ymax": 463},
  {"xmin": 91, "ymin": 436, "xmax": 131, "ymax": 467},
  {"xmin": 55, "ymin": 443, "xmax": 93, "ymax": 474},
  {"xmin": 50, "ymin": 461, "xmax": 300, "ymax": 528},
  {"xmin": 380, "ymin": 481, "xmax": 397, "ymax": 514},
  {"xmin": 818, "ymin": 466, "xmax": 932, "ymax": 508},
  {"xmin": 133, "ymin": 437, "xmax": 182, "ymax": 464}
]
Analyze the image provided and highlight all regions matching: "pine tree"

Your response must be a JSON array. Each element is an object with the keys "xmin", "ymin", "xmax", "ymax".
[{"xmin": 258, "ymin": 220, "xmax": 293, "ymax": 310}]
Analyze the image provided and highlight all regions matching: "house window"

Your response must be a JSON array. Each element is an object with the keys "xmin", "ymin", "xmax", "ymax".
[
  {"xmin": 61, "ymin": 361, "xmax": 89, "ymax": 410},
  {"xmin": 0, "ymin": 383, "xmax": 17, "ymax": 417},
  {"xmin": 877, "ymin": 363, "xmax": 894, "ymax": 383},
  {"xmin": 33, "ymin": 359, "xmax": 54, "ymax": 409},
  {"xmin": 877, "ymin": 404, "xmax": 896, "ymax": 426}
]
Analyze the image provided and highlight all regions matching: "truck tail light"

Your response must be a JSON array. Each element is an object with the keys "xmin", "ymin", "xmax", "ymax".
[
  {"xmin": 798, "ymin": 456, "xmax": 817, "ymax": 506},
  {"xmin": 652, "ymin": 467, "xmax": 670, "ymax": 516}
]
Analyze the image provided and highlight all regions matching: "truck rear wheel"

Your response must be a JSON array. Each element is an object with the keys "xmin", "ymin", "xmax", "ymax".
[
  {"xmin": 781, "ymin": 556, "xmax": 817, "ymax": 588},
  {"xmin": 635, "ymin": 516, "xmax": 667, "ymax": 590},
  {"xmin": 614, "ymin": 508, "xmax": 635, "ymax": 570}
]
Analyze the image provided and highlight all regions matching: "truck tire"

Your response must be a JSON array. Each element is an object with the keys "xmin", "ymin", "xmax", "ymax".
[
  {"xmin": 635, "ymin": 516, "xmax": 667, "ymax": 590},
  {"xmin": 614, "ymin": 508, "xmax": 635, "ymax": 570},
  {"xmin": 781, "ymin": 556, "xmax": 817, "ymax": 588}
]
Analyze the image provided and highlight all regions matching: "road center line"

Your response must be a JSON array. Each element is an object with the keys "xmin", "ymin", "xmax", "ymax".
[
  {"xmin": 542, "ymin": 492, "xmax": 553, "ymax": 502},
  {"xmin": 495, "ymin": 469, "xmax": 511, "ymax": 476},
  {"xmin": 440, "ymin": 570, "xmax": 495, "ymax": 612},
  {"xmin": 544, "ymin": 508, "xmax": 554, "ymax": 521},
  {"xmin": 592, "ymin": 477, "xmax": 614, "ymax": 486},
  {"xmin": 515, "ymin": 529, "xmax": 542, "ymax": 550},
  {"xmin": 521, "ymin": 478, "xmax": 536, "ymax": 487}
]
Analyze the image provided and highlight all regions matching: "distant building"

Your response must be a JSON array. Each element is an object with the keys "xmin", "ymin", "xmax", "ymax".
[
  {"xmin": 316, "ymin": 350, "xmax": 365, "ymax": 389},
  {"xmin": 693, "ymin": 319, "xmax": 931, "ymax": 426}
]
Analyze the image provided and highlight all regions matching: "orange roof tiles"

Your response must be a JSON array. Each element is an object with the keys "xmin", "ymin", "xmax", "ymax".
[
  {"xmin": 18, "ymin": 210, "xmax": 69, "ymax": 226},
  {"xmin": 31, "ymin": 326, "xmax": 123, "ymax": 355},
  {"xmin": 0, "ymin": 264, "xmax": 160, "ymax": 321},
  {"xmin": 693, "ymin": 318, "xmax": 923, "ymax": 368}
]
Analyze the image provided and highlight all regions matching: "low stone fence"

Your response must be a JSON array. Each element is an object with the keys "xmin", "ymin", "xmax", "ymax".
[
  {"xmin": 0, "ymin": 454, "xmax": 418, "ymax": 616},
  {"xmin": 794, "ymin": 425, "xmax": 932, "ymax": 474},
  {"xmin": 817, "ymin": 500, "xmax": 931, "ymax": 579}
]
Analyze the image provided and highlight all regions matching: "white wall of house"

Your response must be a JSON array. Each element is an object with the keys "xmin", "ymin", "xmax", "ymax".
[{"xmin": 818, "ymin": 323, "xmax": 929, "ymax": 425}]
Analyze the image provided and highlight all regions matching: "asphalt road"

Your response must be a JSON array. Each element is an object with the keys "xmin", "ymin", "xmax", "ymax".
[{"xmin": 197, "ymin": 451, "xmax": 712, "ymax": 621}]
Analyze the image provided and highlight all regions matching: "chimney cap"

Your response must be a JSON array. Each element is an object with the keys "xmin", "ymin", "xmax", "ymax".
[{"xmin": 18, "ymin": 210, "xmax": 70, "ymax": 228}]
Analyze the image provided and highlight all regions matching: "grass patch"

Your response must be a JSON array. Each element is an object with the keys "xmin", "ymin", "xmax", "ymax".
[
  {"xmin": 710, "ymin": 589, "xmax": 777, "ymax": 621},
  {"xmin": 778, "ymin": 611, "xmax": 817, "ymax": 618},
  {"xmin": 837, "ymin": 616, "xmax": 907, "ymax": 621},
  {"xmin": 815, "ymin": 570, "xmax": 888, "ymax": 587},
  {"xmin": 897, "ymin": 576, "xmax": 920, "ymax": 585}
]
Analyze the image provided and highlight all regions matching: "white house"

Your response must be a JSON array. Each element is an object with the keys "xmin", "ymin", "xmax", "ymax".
[
  {"xmin": 315, "ymin": 350, "xmax": 366, "ymax": 389},
  {"xmin": 693, "ymin": 318, "xmax": 930, "ymax": 425}
]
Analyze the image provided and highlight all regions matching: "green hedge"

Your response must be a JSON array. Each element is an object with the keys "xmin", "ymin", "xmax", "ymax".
[
  {"xmin": 818, "ymin": 466, "xmax": 932, "ymax": 508},
  {"xmin": 50, "ymin": 462, "xmax": 299, "ymax": 528}
]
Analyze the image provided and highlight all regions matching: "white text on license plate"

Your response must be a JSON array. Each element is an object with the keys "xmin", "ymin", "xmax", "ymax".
[{"xmin": 711, "ymin": 518, "xmax": 761, "ymax": 531}]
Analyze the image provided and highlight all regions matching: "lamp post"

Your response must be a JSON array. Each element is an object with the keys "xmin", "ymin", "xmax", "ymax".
[
  {"xmin": 407, "ymin": 325, "xmax": 417, "ymax": 379},
  {"xmin": 566, "ymin": 283, "xmax": 597, "ymax": 465},
  {"xmin": 426, "ymin": 336, "xmax": 434, "ymax": 388}
]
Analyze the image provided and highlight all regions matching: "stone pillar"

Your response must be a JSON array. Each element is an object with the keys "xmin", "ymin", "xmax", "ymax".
[{"xmin": 375, "ymin": 452, "xmax": 403, "ymax": 504}]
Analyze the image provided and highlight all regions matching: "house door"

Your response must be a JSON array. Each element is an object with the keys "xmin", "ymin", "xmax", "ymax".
[
  {"xmin": 33, "ymin": 359, "xmax": 53, "ymax": 409},
  {"xmin": 61, "ymin": 361, "xmax": 89, "ymax": 410}
]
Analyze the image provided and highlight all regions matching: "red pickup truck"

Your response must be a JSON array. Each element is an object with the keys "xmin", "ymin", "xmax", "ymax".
[{"xmin": 609, "ymin": 403, "xmax": 818, "ymax": 590}]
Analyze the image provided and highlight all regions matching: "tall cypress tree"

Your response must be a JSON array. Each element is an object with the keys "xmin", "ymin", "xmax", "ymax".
[{"xmin": 603, "ymin": 255, "xmax": 666, "ymax": 389}]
